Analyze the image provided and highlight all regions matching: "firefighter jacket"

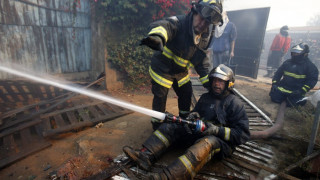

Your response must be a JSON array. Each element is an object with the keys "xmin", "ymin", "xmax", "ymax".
[
  {"xmin": 272, "ymin": 57, "xmax": 319, "ymax": 94},
  {"xmin": 270, "ymin": 34, "xmax": 291, "ymax": 53},
  {"xmin": 192, "ymin": 91, "xmax": 250, "ymax": 149},
  {"xmin": 148, "ymin": 12, "xmax": 211, "ymax": 88}
]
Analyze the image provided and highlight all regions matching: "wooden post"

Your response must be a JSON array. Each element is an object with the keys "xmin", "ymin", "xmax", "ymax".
[{"xmin": 307, "ymin": 101, "xmax": 320, "ymax": 156}]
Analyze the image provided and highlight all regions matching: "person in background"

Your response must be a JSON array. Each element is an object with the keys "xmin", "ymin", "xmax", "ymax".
[
  {"xmin": 209, "ymin": 11, "xmax": 237, "ymax": 68},
  {"xmin": 139, "ymin": 0, "xmax": 224, "ymax": 130},
  {"xmin": 269, "ymin": 43, "xmax": 318, "ymax": 107},
  {"xmin": 265, "ymin": 25, "xmax": 291, "ymax": 77},
  {"xmin": 123, "ymin": 65, "xmax": 250, "ymax": 179}
]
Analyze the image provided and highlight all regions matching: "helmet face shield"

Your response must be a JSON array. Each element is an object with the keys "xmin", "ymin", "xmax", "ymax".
[
  {"xmin": 194, "ymin": 0, "xmax": 223, "ymax": 25},
  {"xmin": 291, "ymin": 44, "xmax": 304, "ymax": 54},
  {"xmin": 199, "ymin": 5, "xmax": 222, "ymax": 24}
]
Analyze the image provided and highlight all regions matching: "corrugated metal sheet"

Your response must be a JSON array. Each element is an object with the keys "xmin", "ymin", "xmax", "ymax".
[{"xmin": 0, "ymin": 0, "xmax": 92, "ymax": 79}]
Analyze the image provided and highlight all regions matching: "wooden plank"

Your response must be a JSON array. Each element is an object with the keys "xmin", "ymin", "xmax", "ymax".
[
  {"xmin": 87, "ymin": 106, "xmax": 101, "ymax": 118},
  {"xmin": 43, "ymin": 121, "xmax": 93, "ymax": 137},
  {"xmin": 41, "ymin": 117, "xmax": 52, "ymax": 132},
  {"xmin": 53, "ymin": 114, "xmax": 67, "ymax": 128},
  {"xmin": 0, "ymin": 141, "xmax": 51, "ymax": 169},
  {"xmin": 0, "ymin": 119, "xmax": 42, "ymax": 138},
  {"xmin": 77, "ymin": 108, "xmax": 91, "ymax": 122},
  {"xmin": 3, "ymin": 135, "xmax": 18, "ymax": 155},
  {"xmin": 66, "ymin": 111, "xmax": 78, "ymax": 124},
  {"xmin": 40, "ymin": 101, "xmax": 103, "ymax": 118},
  {"xmin": 43, "ymin": 111, "xmax": 132, "ymax": 137},
  {"xmin": 96, "ymin": 104, "xmax": 111, "ymax": 114},
  {"xmin": 20, "ymin": 128, "xmax": 32, "ymax": 146}
]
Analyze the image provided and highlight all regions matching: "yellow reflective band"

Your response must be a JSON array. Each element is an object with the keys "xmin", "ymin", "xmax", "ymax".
[
  {"xmin": 272, "ymin": 80, "xmax": 277, "ymax": 83},
  {"xmin": 304, "ymin": 85, "xmax": 310, "ymax": 89},
  {"xmin": 203, "ymin": 0, "xmax": 216, "ymax": 4},
  {"xmin": 178, "ymin": 75, "xmax": 190, "ymax": 87},
  {"xmin": 209, "ymin": 147, "xmax": 221, "ymax": 159},
  {"xmin": 149, "ymin": 67, "xmax": 173, "ymax": 88},
  {"xmin": 187, "ymin": 62, "xmax": 194, "ymax": 69},
  {"xmin": 200, "ymin": 75, "xmax": 209, "ymax": 84},
  {"xmin": 179, "ymin": 155, "xmax": 196, "ymax": 178},
  {"xmin": 284, "ymin": 71, "xmax": 306, "ymax": 79},
  {"xmin": 162, "ymin": 47, "xmax": 189, "ymax": 67},
  {"xmin": 277, "ymin": 87, "xmax": 292, "ymax": 93},
  {"xmin": 302, "ymin": 87, "xmax": 308, "ymax": 92},
  {"xmin": 224, "ymin": 127, "xmax": 231, "ymax": 141},
  {"xmin": 154, "ymin": 130, "xmax": 170, "ymax": 147},
  {"xmin": 148, "ymin": 26, "xmax": 168, "ymax": 42}
]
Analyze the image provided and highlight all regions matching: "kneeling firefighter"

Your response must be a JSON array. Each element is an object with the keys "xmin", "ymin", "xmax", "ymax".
[
  {"xmin": 123, "ymin": 64, "xmax": 250, "ymax": 180},
  {"xmin": 269, "ymin": 43, "xmax": 319, "ymax": 107}
]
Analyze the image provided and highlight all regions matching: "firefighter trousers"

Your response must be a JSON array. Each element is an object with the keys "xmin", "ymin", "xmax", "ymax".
[{"xmin": 151, "ymin": 79, "xmax": 192, "ymax": 129}]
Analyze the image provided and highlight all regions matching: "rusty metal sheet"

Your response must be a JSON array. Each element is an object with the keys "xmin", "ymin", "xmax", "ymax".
[{"xmin": 0, "ymin": 0, "xmax": 92, "ymax": 79}]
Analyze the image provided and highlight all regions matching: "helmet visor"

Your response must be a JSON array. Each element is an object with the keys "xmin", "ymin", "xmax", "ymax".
[
  {"xmin": 200, "ymin": 6, "xmax": 221, "ymax": 24},
  {"xmin": 291, "ymin": 45, "xmax": 304, "ymax": 54},
  {"xmin": 212, "ymin": 73, "xmax": 229, "ymax": 81}
]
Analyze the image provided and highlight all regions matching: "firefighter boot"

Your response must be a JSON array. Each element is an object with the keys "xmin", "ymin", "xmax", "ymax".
[
  {"xmin": 162, "ymin": 136, "xmax": 221, "ymax": 179},
  {"xmin": 148, "ymin": 168, "xmax": 170, "ymax": 180},
  {"xmin": 123, "ymin": 146, "xmax": 154, "ymax": 171}
]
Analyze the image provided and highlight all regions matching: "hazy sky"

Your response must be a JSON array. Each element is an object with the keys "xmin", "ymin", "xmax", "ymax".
[{"xmin": 224, "ymin": 0, "xmax": 320, "ymax": 30}]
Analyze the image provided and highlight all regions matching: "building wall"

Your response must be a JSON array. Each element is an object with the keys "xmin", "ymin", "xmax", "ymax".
[{"xmin": 0, "ymin": 0, "xmax": 104, "ymax": 80}]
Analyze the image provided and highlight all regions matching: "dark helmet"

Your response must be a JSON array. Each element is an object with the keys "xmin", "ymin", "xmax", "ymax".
[
  {"xmin": 209, "ymin": 64, "xmax": 235, "ymax": 90},
  {"xmin": 192, "ymin": 0, "xmax": 223, "ymax": 24},
  {"xmin": 291, "ymin": 43, "xmax": 309, "ymax": 55},
  {"xmin": 280, "ymin": 25, "xmax": 289, "ymax": 31}
]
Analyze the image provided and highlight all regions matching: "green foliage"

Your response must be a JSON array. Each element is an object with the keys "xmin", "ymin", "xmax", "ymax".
[
  {"xmin": 98, "ymin": 0, "xmax": 190, "ymax": 87},
  {"xmin": 106, "ymin": 31, "xmax": 154, "ymax": 86}
]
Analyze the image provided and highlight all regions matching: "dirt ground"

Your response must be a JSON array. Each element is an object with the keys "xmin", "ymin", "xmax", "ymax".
[{"xmin": 0, "ymin": 75, "xmax": 319, "ymax": 180}]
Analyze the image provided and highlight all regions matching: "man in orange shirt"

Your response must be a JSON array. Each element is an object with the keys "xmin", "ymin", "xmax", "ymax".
[{"xmin": 265, "ymin": 25, "xmax": 291, "ymax": 77}]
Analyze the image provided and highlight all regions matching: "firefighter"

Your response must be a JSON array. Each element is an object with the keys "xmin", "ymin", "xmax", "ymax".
[
  {"xmin": 269, "ymin": 43, "xmax": 319, "ymax": 107},
  {"xmin": 123, "ymin": 64, "xmax": 250, "ymax": 179},
  {"xmin": 141, "ymin": 0, "xmax": 224, "ymax": 130}
]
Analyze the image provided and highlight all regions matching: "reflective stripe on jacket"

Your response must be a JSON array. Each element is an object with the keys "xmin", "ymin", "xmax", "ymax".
[
  {"xmin": 272, "ymin": 57, "xmax": 319, "ymax": 93},
  {"xmin": 192, "ymin": 92, "xmax": 250, "ymax": 149},
  {"xmin": 148, "ymin": 12, "xmax": 211, "ymax": 88}
]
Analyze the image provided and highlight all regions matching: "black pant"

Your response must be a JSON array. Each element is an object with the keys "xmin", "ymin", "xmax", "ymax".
[
  {"xmin": 151, "ymin": 79, "xmax": 192, "ymax": 129},
  {"xmin": 269, "ymin": 86, "xmax": 306, "ymax": 107}
]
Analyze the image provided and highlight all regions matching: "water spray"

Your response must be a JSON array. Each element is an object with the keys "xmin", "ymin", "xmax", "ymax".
[
  {"xmin": 0, "ymin": 65, "xmax": 165, "ymax": 120},
  {"xmin": 0, "ymin": 65, "xmax": 206, "ymax": 132}
]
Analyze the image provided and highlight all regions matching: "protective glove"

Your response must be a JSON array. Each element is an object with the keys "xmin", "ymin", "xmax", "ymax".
[
  {"xmin": 164, "ymin": 111, "xmax": 174, "ymax": 123},
  {"xmin": 202, "ymin": 122, "xmax": 219, "ymax": 136},
  {"xmin": 140, "ymin": 35, "xmax": 164, "ymax": 51},
  {"xmin": 186, "ymin": 112, "xmax": 200, "ymax": 121}
]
